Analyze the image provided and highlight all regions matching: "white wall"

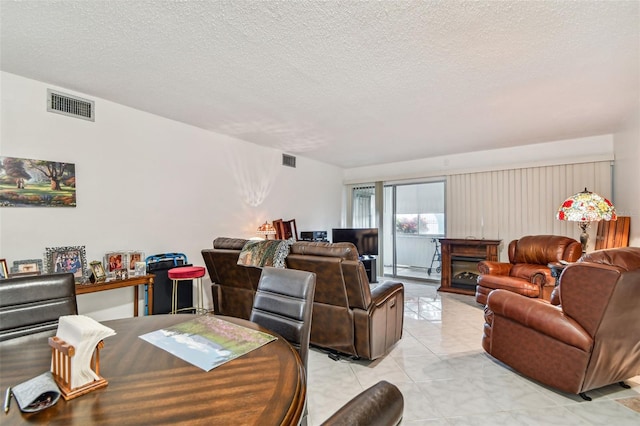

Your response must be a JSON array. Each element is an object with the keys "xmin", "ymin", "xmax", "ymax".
[
  {"xmin": 344, "ymin": 135, "xmax": 614, "ymax": 184},
  {"xmin": 613, "ymin": 108, "xmax": 640, "ymax": 246},
  {"xmin": 0, "ymin": 72, "xmax": 344, "ymax": 320}
]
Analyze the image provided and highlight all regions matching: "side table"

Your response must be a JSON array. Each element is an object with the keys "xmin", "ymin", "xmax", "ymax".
[
  {"xmin": 547, "ymin": 262, "xmax": 569, "ymax": 287},
  {"xmin": 75, "ymin": 274, "xmax": 154, "ymax": 316}
]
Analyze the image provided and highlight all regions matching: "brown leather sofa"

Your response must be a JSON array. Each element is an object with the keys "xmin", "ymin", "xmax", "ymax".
[
  {"xmin": 482, "ymin": 247, "xmax": 640, "ymax": 398},
  {"xmin": 476, "ymin": 235, "xmax": 582, "ymax": 304},
  {"xmin": 202, "ymin": 238, "xmax": 404, "ymax": 360}
]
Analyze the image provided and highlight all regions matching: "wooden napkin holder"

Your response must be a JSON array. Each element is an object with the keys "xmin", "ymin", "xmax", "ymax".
[{"xmin": 48, "ymin": 336, "xmax": 108, "ymax": 400}]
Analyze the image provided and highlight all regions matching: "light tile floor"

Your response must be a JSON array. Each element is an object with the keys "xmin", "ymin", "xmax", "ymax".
[{"xmin": 306, "ymin": 281, "xmax": 640, "ymax": 425}]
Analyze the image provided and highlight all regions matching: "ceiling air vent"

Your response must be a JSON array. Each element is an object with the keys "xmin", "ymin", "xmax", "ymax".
[
  {"xmin": 47, "ymin": 89, "xmax": 95, "ymax": 121},
  {"xmin": 282, "ymin": 154, "xmax": 296, "ymax": 168}
]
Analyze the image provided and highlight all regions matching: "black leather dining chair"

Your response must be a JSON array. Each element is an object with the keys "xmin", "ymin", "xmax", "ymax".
[
  {"xmin": 250, "ymin": 267, "xmax": 316, "ymax": 426},
  {"xmin": 249, "ymin": 266, "xmax": 316, "ymax": 371},
  {"xmin": 320, "ymin": 380, "xmax": 404, "ymax": 426},
  {"xmin": 0, "ymin": 273, "xmax": 78, "ymax": 342}
]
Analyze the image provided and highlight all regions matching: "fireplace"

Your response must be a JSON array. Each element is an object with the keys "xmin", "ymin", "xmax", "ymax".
[
  {"xmin": 438, "ymin": 238, "xmax": 501, "ymax": 296},
  {"xmin": 451, "ymin": 257, "xmax": 483, "ymax": 292}
]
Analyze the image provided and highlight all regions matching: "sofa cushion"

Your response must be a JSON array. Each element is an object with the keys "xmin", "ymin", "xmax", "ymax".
[{"xmin": 237, "ymin": 240, "xmax": 291, "ymax": 268}]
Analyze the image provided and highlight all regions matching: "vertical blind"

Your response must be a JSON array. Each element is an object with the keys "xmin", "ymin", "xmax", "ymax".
[
  {"xmin": 446, "ymin": 161, "xmax": 612, "ymax": 259},
  {"xmin": 352, "ymin": 186, "xmax": 375, "ymax": 228}
]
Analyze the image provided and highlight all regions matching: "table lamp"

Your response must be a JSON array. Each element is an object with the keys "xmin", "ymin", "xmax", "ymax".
[
  {"xmin": 256, "ymin": 221, "xmax": 277, "ymax": 239},
  {"xmin": 556, "ymin": 188, "xmax": 616, "ymax": 252}
]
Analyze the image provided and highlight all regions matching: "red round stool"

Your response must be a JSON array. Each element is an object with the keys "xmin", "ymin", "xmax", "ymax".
[{"xmin": 168, "ymin": 266, "xmax": 207, "ymax": 314}]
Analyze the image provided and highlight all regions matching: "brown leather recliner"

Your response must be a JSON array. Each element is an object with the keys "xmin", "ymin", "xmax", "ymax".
[
  {"xmin": 202, "ymin": 238, "xmax": 404, "ymax": 360},
  {"xmin": 482, "ymin": 247, "xmax": 640, "ymax": 398},
  {"xmin": 475, "ymin": 235, "xmax": 582, "ymax": 304},
  {"xmin": 286, "ymin": 241, "xmax": 404, "ymax": 360},
  {"xmin": 203, "ymin": 237, "xmax": 263, "ymax": 319}
]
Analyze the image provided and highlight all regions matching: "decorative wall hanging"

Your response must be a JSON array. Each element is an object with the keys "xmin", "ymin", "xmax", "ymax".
[{"xmin": 0, "ymin": 156, "xmax": 76, "ymax": 207}]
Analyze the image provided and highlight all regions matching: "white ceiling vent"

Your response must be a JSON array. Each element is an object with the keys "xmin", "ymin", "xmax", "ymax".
[
  {"xmin": 282, "ymin": 154, "xmax": 296, "ymax": 168},
  {"xmin": 47, "ymin": 89, "xmax": 95, "ymax": 121}
]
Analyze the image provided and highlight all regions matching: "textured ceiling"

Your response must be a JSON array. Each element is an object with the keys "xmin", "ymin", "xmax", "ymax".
[{"xmin": 1, "ymin": 1, "xmax": 638, "ymax": 168}]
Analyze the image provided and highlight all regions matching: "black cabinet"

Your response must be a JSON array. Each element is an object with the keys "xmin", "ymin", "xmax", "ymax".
[
  {"xmin": 361, "ymin": 257, "xmax": 377, "ymax": 283},
  {"xmin": 147, "ymin": 262, "xmax": 193, "ymax": 314}
]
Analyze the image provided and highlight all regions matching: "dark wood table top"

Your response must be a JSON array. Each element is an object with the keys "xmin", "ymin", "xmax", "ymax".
[{"xmin": 0, "ymin": 314, "xmax": 305, "ymax": 425}]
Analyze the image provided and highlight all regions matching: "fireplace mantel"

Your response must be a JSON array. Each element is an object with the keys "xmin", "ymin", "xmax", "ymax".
[{"xmin": 438, "ymin": 238, "xmax": 501, "ymax": 296}]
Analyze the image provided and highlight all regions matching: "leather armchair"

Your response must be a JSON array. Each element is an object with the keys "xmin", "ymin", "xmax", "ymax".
[
  {"xmin": 482, "ymin": 247, "xmax": 640, "ymax": 398},
  {"xmin": 476, "ymin": 235, "xmax": 581, "ymax": 304},
  {"xmin": 0, "ymin": 273, "xmax": 77, "ymax": 341},
  {"xmin": 320, "ymin": 380, "xmax": 404, "ymax": 426}
]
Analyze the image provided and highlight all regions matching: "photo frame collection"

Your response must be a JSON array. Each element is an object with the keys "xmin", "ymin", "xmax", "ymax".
[{"xmin": 4, "ymin": 248, "xmax": 146, "ymax": 282}]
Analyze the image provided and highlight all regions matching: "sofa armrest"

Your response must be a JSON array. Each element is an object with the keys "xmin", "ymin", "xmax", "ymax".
[
  {"xmin": 487, "ymin": 289, "xmax": 592, "ymax": 352},
  {"xmin": 478, "ymin": 261, "xmax": 512, "ymax": 275},
  {"xmin": 354, "ymin": 281, "xmax": 404, "ymax": 359},
  {"xmin": 371, "ymin": 281, "xmax": 404, "ymax": 307},
  {"xmin": 510, "ymin": 264, "xmax": 553, "ymax": 285}
]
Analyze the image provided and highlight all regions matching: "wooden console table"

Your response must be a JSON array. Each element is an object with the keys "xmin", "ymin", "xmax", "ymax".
[
  {"xmin": 438, "ymin": 239, "xmax": 501, "ymax": 296},
  {"xmin": 75, "ymin": 274, "xmax": 154, "ymax": 316}
]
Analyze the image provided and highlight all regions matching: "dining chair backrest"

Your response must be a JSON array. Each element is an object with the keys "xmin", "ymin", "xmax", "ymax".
[
  {"xmin": 249, "ymin": 266, "xmax": 315, "ymax": 370},
  {"xmin": 320, "ymin": 380, "xmax": 404, "ymax": 426},
  {"xmin": 0, "ymin": 273, "xmax": 77, "ymax": 342}
]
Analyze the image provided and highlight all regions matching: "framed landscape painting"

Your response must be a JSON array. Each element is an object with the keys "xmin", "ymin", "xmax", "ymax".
[{"xmin": 0, "ymin": 156, "xmax": 76, "ymax": 207}]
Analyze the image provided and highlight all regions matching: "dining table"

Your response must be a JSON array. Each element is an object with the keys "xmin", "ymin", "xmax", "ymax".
[{"xmin": 0, "ymin": 314, "xmax": 305, "ymax": 425}]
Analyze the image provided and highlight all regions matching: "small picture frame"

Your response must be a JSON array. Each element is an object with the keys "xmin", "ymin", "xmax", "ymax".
[
  {"xmin": 114, "ymin": 268, "xmax": 128, "ymax": 280},
  {"xmin": 45, "ymin": 246, "xmax": 88, "ymax": 281},
  {"xmin": 134, "ymin": 261, "xmax": 147, "ymax": 277},
  {"xmin": 128, "ymin": 251, "xmax": 144, "ymax": 273},
  {"xmin": 104, "ymin": 252, "xmax": 127, "ymax": 274},
  {"xmin": 0, "ymin": 259, "xmax": 8, "ymax": 280},
  {"xmin": 90, "ymin": 261, "xmax": 107, "ymax": 282},
  {"xmin": 10, "ymin": 258, "xmax": 44, "ymax": 275}
]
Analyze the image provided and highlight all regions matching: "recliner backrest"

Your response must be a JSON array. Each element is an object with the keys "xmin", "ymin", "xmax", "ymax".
[
  {"xmin": 249, "ymin": 267, "xmax": 316, "ymax": 370},
  {"xmin": 288, "ymin": 241, "xmax": 357, "ymax": 308},
  {"xmin": 320, "ymin": 380, "xmax": 404, "ymax": 426},
  {"xmin": 289, "ymin": 241, "xmax": 373, "ymax": 309},
  {"xmin": 203, "ymin": 237, "xmax": 263, "ymax": 318},
  {"xmin": 340, "ymin": 260, "xmax": 373, "ymax": 310},
  {"xmin": 509, "ymin": 235, "xmax": 582, "ymax": 265},
  {"xmin": 0, "ymin": 273, "xmax": 77, "ymax": 342}
]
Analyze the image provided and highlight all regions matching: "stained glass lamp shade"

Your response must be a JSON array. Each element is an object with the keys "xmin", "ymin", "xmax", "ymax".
[
  {"xmin": 257, "ymin": 221, "xmax": 277, "ymax": 239},
  {"xmin": 556, "ymin": 188, "xmax": 616, "ymax": 252}
]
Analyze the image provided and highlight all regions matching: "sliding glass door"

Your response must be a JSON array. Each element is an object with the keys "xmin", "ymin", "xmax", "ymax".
[{"xmin": 383, "ymin": 181, "xmax": 445, "ymax": 280}]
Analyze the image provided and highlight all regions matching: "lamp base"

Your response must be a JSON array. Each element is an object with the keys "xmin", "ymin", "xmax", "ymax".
[{"xmin": 578, "ymin": 222, "xmax": 591, "ymax": 253}]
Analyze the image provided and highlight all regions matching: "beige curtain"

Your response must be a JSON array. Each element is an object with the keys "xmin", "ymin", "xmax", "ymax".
[{"xmin": 446, "ymin": 161, "xmax": 613, "ymax": 260}]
